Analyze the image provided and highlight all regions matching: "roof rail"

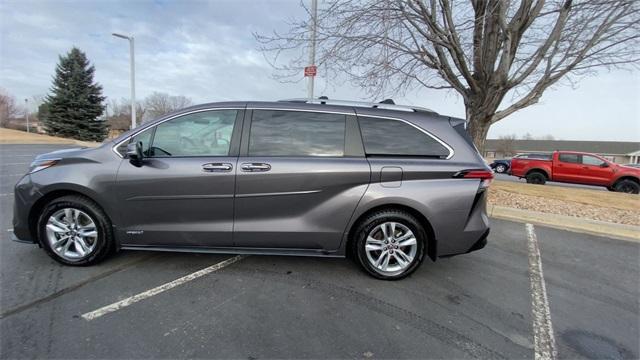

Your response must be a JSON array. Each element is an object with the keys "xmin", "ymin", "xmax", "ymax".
[{"xmin": 277, "ymin": 98, "xmax": 437, "ymax": 114}]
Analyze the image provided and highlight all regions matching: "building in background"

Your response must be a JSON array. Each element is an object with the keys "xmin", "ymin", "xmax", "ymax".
[{"xmin": 484, "ymin": 139, "xmax": 640, "ymax": 164}]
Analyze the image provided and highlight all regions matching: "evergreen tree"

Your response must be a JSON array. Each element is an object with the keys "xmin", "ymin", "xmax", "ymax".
[{"xmin": 43, "ymin": 47, "xmax": 107, "ymax": 141}]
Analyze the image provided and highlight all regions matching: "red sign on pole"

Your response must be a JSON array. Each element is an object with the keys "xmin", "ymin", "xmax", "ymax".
[{"xmin": 304, "ymin": 65, "xmax": 317, "ymax": 77}]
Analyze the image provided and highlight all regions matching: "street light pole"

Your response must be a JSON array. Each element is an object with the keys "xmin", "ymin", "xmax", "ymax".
[
  {"xmin": 307, "ymin": 0, "xmax": 318, "ymax": 100},
  {"xmin": 112, "ymin": 33, "xmax": 136, "ymax": 129},
  {"xmin": 24, "ymin": 98, "xmax": 29, "ymax": 133}
]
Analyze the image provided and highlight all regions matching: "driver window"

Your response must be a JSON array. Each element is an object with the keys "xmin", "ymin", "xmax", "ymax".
[
  {"xmin": 129, "ymin": 128, "xmax": 153, "ymax": 156},
  {"xmin": 582, "ymin": 155, "xmax": 605, "ymax": 166},
  {"xmin": 149, "ymin": 110, "xmax": 237, "ymax": 157}
]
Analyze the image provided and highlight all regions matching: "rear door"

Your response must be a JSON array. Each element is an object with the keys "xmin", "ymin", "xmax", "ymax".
[
  {"xmin": 233, "ymin": 108, "xmax": 370, "ymax": 251},
  {"xmin": 580, "ymin": 154, "xmax": 614, "ymax": 185},
  {"xmin": 115, "ymin": 108, "xmax": 243, "ymax": 247},
  {"xmin": 554, "ymin": 152, "xmax": 582, "ymax": 183}
]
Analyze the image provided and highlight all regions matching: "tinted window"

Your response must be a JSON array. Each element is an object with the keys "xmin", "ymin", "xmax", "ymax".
[
  {"xmin": 582, "ymin": 155, "xmax": 605, "ymax": 166},
  {"xmin": 358, "ymin": 117, "xmax": 449, "ymax": 157},
  {"xmin": 150, "ymin": 110, "xmax": 237, "ymax": 157},
  {"xmin": 558, "ymin": 153, "xmax": 579, "ymax": 163},
  {"xmin": 529, "ymin": 153, "xmax": 552, "ymax": 160},
  {"xmin": 249, "ymin": 110, "xmax": 345, "ymax": 156}
]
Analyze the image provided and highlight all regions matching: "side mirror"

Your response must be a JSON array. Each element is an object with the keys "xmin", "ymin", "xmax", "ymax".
[
  {"xmin": 600, "ymin": 162, "xmax": 609, "ymax": 168},
  {"xmin": 126, "ymin": 141, "xmax": 144, "ymax": 167}
]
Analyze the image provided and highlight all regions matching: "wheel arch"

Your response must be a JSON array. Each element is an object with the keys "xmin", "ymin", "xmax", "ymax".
[
  {"xmin": 346, "ymin": 203, "xmax": 437, "ymax": 262},
  {"xmin": 28, "ymin": 188, "xmax": 114, "ymax": 246},
  {"xmin": 525, "ymin": 168, "xmax": 549, "ymax": 179},
  {"xmin": 612, "ymin": 175, "xmax": 640, "ymax": 188}
]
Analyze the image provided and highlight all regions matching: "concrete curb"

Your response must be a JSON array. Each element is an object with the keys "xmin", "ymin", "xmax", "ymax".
[{"xmin": 488, "ymin": 205, "xmax": 640, "ymax": 243}]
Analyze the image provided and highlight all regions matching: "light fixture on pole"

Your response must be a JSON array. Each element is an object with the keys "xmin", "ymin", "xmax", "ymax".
[{"xmin": 112, "ymin": 32, "xmax": 136, "ymax": 129}]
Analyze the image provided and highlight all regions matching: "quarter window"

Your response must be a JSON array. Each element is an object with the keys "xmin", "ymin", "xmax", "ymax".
[
  {"xmin": 558, "ymin": 153, "xmax": 579, "ymax": 163},
  {"xmin": 149, "ymin": 110, "xmax": 237, "ymax": 157},
  {"xmin": 358, "ymin": 117, "xmax": 449, "ymax": 157},
  {"xmin": 249, "ymin": 110, "xmax": 345, "ymax": 156}
]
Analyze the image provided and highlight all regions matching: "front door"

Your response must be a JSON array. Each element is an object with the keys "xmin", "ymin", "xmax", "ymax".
[
  {"xmin": 580, "ymin": 154, "xmax": 614, "ymax": 186},
  {"xmin": 116, "ymin": 109, "xmax": 243, "ymax": 247},
  {"xmin": 233, "ymin": 109, "xmax": 370, "ymax": 250}
]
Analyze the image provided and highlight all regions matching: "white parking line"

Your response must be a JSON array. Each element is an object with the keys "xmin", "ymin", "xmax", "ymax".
[
  {"xmin": 81, "ymin": 255, "xmax": 245, "ymax": 321},
  {"xmin": 526, "ymin": 223, "xmax": 557, "ymax": 360}
]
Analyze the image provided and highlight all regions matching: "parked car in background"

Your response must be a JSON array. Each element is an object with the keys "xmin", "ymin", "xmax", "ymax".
[
  {"xmin": 12, "ymin": 99, "xmax": 493, "ymax": 280},
  {"xmin": 624, "ymin": 163, "xmax": 640, "ymax": 168},
  {"xmin": 510, "ymin": 151, "xmax": 640, "ymax": 193},
  {"xmin": 489, "ymin": 159, "xmax": 511, "ymax": 173}
]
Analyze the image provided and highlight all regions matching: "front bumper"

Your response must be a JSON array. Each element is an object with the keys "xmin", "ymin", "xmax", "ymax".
[{"xmin": 12, "ymin": 174, "xmax": 40, "ymax": 244}]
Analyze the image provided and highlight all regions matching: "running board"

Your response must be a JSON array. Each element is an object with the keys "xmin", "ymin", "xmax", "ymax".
[{"xmin": 120, "ymin": 245, "xmax": 344, "ymax": 258}]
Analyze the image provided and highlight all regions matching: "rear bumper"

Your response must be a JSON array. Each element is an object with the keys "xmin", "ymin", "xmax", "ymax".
[
  {"xmin": 465, "ymin": 228, "xmax": 489, "ymax": 253},
  {"xmin": 11, "ymin": 230, "xmax": 35, "ymax": 244}
]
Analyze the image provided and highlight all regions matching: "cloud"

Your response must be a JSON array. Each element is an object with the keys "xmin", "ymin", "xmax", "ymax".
[{"xmin": 0, "ymin": 0, "xmax": 637, "ymax": 140}]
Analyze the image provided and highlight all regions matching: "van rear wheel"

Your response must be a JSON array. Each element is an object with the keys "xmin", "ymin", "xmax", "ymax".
[{"xmin": 353, "ymin": 210, "xmax": 426, "ymax": 280}]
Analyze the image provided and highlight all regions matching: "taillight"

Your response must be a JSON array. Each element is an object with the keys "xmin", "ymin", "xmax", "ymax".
[{"xmin": 453, "ymin": 169, "xmax": 494, "ymax": 189}]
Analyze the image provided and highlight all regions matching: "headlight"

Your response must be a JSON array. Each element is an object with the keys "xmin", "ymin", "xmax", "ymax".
[{"xmin": 29, "ymin": 159, "xmax": 60, "ymax": 174}]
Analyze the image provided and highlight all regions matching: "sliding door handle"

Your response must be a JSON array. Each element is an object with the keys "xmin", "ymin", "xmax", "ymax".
[
  {"xmin": 202, "ymin": 163, "xmax": 233, "ymax": 172},
  {"xmin": 241, "ymin": 163, "xmax": 271, "ymax": 172}
]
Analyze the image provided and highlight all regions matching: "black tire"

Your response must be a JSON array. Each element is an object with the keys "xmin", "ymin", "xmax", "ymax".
[
  {"xmin": 37, "ymin": 195, "xmax": 114, "ymax": 266},
  {"xmin": 526, "ymin": 171, "xmax": 547, "ymax": 185},
  {"xmin": 613, "ymin": 179, "xmax": 640, "ymax": 194},
  {"xmin": 495, "ymin": 164, "xmax": 507, "ymax": 173},
  {"xmin": 352, "ymin": 209, "xmax": 426, "ymax": 280}
]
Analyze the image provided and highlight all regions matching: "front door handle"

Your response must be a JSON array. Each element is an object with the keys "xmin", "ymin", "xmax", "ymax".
[
  {"xmin": 202, "ymin": 163, "xmax": 233, "ymax": 172},
  {"xmin": 241, "ymin": 163, "xmax": 271, "ymax": 172}
]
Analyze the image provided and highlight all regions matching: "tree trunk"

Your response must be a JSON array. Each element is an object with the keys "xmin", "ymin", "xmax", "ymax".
[{"xmin": 466, "ymin": 114, "xmax": 491, "ymax": 155}]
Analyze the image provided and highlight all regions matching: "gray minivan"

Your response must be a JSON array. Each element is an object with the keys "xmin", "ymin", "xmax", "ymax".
[{"xmin": 12, "ymin": 99, "xmax": 492, "ymax": 280}]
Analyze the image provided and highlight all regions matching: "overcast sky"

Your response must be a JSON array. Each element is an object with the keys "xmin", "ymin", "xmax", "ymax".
[{"xmin": 1, "ymin": 0, "xmax": 638, "ymax": 141}]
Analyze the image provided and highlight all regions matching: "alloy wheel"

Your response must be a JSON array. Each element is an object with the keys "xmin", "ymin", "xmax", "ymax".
[
  {"xmin": 365, "ymin": 222, "xmax": 418, "ymax": 276},
  {"xmin": 45, "ymin": 208, "xmax": 98, "ymax": 261}
]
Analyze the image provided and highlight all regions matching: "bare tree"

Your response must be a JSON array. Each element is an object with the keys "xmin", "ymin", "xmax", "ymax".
[
  {"xmin": 496, "ymin": 134, "xmax": 517, "ymax": 156},
  {"xmin": 105, "ymin": 98, "xmax": 146, "ymax": 131},
  {"xmin": 256, "ymin": 0, "xmax": 639, "ymax": 151},
  {"xmin": 143, "ymin": 92, "xmax": 193, "ymax": 120},
  {"xmin": 0, "ymin": 88, "xmax": 21, "ymax": 128}
]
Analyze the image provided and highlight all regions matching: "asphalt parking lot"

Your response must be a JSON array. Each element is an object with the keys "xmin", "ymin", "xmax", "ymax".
[{"xmin": 1, "ymin": 144, "xmax": 638, "ymax": 359}]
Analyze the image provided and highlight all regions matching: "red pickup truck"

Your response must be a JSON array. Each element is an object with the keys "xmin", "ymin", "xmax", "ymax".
[{"xmin": 510, "ymin": 151, "xmax": 640, "ymax": 194}]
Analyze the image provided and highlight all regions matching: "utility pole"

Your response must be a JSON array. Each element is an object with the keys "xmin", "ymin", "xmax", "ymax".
[
  {"xmin": 112, "ymin": 33, "xmax": 136, "ymax": 129},
  {"xmin": 307, "ymin": 0, "xmax": 318, "ymax": 100},
  {"xmin": 24, "ymin": 98, "xmax": 29, "ymax": 133}
]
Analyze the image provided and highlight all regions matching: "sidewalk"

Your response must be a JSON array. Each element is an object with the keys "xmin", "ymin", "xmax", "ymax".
[{"xmin": 489, "ymin": 205, "xmax": 640, "ymax": 242}]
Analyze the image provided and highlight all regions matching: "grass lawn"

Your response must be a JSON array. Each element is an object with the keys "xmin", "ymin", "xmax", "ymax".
[{"xmin": 0, "ymin": 128, "xmax": 100, "ymax": 146}]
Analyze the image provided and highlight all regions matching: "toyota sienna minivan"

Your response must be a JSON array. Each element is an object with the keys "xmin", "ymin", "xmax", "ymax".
[{"xmin": 12, "ymin": 99, "xmax": 492, "ymax": 280}]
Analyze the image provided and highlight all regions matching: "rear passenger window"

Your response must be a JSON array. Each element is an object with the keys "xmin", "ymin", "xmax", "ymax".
[
  {"xmin": 249, "ymin": 110, "xmax": 345, "ymax": 156},
  {"xmin": 559, "ymin": 153, "xmax": 579, "ymax": 163},
  {"xmin": 358, "ymin": 117, "xmax": 450, "ymax": 158}
]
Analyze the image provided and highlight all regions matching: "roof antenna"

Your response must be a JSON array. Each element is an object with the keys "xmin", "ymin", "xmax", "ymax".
[
  {"xmin": 318, "ymin": 95, "xmax": 328, "ymax": 104},
  {"xmin": 379, "ymin": 99, "xmax": 395, "ymax": 104}
]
